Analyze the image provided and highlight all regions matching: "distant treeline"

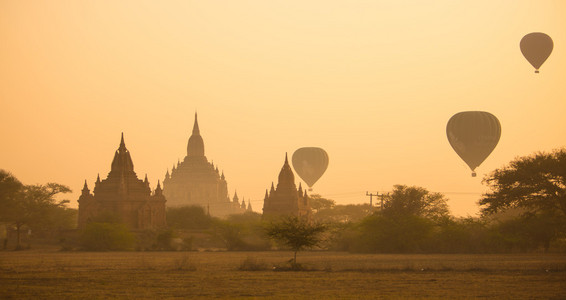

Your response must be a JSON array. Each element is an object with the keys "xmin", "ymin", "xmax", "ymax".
[{"xmin": 3, "ymin": 149, "xmax": 565, "ymax": 253}]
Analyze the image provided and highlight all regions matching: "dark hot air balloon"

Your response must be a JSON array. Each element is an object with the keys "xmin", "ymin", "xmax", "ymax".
[
  {"xmin": 446, "ymin": 111, "xmax": 501, "ymax": 177},
  {"xmin": 520, "ymin": 32, "xmax": 553, "ymax": 73},
  {"xmin": 292, "ymin": 147, "xmax": 329, "ymax": 191}
]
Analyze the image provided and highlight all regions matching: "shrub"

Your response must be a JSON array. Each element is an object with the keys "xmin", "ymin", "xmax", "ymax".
[
  {"xmin": 80, "ymin": 222, "xmax": 135, "ymax": 251},
  {"xmin": 238, "ymin": 256, "xmax": 269, "ymax": 271}
]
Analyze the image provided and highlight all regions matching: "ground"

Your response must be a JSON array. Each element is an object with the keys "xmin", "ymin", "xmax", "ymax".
[{"xmin": 1, "ymin": 250, "xmax": 565, "ymax": 299}]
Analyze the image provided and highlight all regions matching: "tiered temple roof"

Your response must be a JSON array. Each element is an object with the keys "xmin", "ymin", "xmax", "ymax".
[{"xmin": 78, "ymin": 134, "xmax": 166, "ymax": 230}]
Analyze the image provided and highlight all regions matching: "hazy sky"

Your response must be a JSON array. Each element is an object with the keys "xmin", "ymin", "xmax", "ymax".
[{"xmin": 1, "ymin": 1, "xmax": 565, "ymax": 216}]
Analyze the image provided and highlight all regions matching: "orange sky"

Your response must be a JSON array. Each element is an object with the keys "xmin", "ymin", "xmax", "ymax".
[{"xmin": 1, "ymin": 1, "xmax": 565, "ymax": 216}]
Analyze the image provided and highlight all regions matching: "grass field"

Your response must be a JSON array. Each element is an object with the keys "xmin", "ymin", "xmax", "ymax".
[{"xmin": 1, "ymin": 250, "xmax": 565, "ymax": 299}]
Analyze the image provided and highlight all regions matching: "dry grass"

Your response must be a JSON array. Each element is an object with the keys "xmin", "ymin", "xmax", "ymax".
[{"xmin": 1, "ymin": 250, "xmax": 565, "ymax": 299}]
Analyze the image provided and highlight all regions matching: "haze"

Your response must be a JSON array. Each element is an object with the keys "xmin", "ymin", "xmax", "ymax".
[{"xmin": 1, "ymin": 0, "xmax": 565, "ymax": 216}]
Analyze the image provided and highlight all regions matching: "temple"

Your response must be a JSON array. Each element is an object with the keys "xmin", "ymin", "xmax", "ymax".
[
  {"xmin": 163, "ymin": 113, "xmax": 246, "ymax": 217},
  {"xmin": 77, "ymin": 134, "xmax": 167, "ymax": 230},
  {"xmin": 262, "ymin": 154, "xmax": 311, "ymax": 219}
]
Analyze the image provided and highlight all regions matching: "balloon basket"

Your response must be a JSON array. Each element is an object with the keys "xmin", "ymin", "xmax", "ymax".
[
  {"xmin": 308, "ymin": 188, "xmax": 313, "ymax": 192},
  {"xmin": 535, "ymin": 70, "xmax": 540, "ymax": 73},
  {"xmin": 471, "ymin": 172, "xmax": 477, "ymax": 177}
]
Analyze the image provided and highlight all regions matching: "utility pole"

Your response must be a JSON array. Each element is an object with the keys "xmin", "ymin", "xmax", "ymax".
[
  {"xmin": 366, "ymin": 191, "xmax": 378, "ymax": 210},
  {"xmin": 366, "ymin": 191, "xmax": 387, "ymax": 211}
]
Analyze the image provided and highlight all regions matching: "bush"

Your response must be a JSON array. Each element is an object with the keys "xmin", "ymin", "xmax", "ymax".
[
  {"xmin": 214, "ymin": 212, "xmax": 270, "ymax": 251},
  {"xmin": 238, "ymin": 256, "xmax": 269, "ymax": 271},
  {"xmin": 167, "ymin": 206, "xmax": 213, "ymax": 230},
  {"xmin": 80, "ymin": 222, "xmax": 136, "ymax": 251},
  {"xmin": 346, "ymin": 214, "xmax": 434, "ymax": 253}
]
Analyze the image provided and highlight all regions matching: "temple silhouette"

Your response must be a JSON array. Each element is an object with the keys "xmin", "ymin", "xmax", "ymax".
[
  {"xmin": 163, "ymin": 114, "xmax": 248, "ymax": 217},
  {"xmin": 262, "ymin": 154, "xmax": 311, "ymax": 219},
  {"xmin": 78, "ymin": 134, "xmax": 167, "ymax": 230}
]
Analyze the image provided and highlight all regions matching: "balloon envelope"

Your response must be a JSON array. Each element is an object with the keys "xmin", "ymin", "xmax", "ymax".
[
  {"xmin": 446, "ymin": 111, "xmax": 501, "ymax": 176},
  {"xmin": 292, "ymin": 147, "xmax": 329, "ymax": 189},
  {"xmin": 520, "ymin": 32, "xmax": 553, "ymax": 73}
]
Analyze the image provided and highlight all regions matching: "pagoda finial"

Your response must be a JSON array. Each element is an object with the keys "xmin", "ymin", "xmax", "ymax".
[
  {"xmin": 96, "ymin": 174, "xmax": 101, "ymax": 184},
  {"xmin": 120, "ymin": 132, "xmax": 125, "ymax": 149},
  {"xmin": 155, "ymin": 180, "xmax": 163, "ymax": 195},
  {"xmin": 285, "ymin": 152, "xmax": 289, "ymax": 165},
  {"xmin": 82, "ymin": 180, "xmax": 90, "ymax": 196},
  {"xmin": 193, "ymin": 112, "xmax": 200, "ymax": 135}
]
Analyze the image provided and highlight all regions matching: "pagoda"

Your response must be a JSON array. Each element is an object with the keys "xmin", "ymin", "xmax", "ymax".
[
  {"xmin": 262, "ymin": 154, "xmax": 311, "ymax": 219},
  {"xmin": 163, "ymin": 113, "xmax": 244, "ymax": 217},
  {"xmin": 77, "ymin": 134, "xmax": 166, "ymax": 230}
]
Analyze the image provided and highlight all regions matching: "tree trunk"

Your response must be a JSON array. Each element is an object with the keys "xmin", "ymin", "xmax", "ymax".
[{"xmin": 15, "ymin": 223, "xmax": 22, "ymax": 250}]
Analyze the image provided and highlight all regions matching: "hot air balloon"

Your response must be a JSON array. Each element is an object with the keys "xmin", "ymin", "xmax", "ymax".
[
  {"xmin": 520, "ymin": 32, "xmax": 553, "ymax": 73},
  {"xmin": 292, "ymin": 147, "xmax": 329, "ymax": 191},
  {"xmin": 446, "ymin": 111, "xmax": 501, "ymax": 177}
]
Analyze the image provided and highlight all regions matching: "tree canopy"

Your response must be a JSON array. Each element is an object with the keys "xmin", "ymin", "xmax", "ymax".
[
  {"xmin": 382, "ymin": 185, "xmax": 450, "ymax": 220},
  {"xmin": 480, "ymin": 149, "xmax": 566, "ymax": 216},
  {"xmin": 0, "ymin": 170, "xmax": 24, "ymax": 221},
  {"xmin": 0, "ymin": 171, "xmax": 71, "ymax": 249},
  {"xmin": 308, "ymin": 194, "xmax": 335, "ymax": 212},
  {"xmin": 265, "ymin": 216, "xmax": 327, "ymax": 265}
]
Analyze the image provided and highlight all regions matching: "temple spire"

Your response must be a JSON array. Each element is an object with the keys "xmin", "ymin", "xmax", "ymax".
[
  {"xmin": 119, "ymin": 132, "xmax": 126, "ymax": 150},
  {"xmin": 155, "ymin": 180, "xmax": 163, "ymax": 196},
  {"xmin": 233, "ymin": 191, "xmax": 239, "ymax": 203},
  {"xmin": 277, "ymin": 153, "xmax": 295, "ymax": 188},
  {"xmin": 110, "ymin": 133, "xmax": 134, "ymax": 175},
  {"xmin": 187, "ymin": 113, "xmax": 205, "ymax": 157},
  {"xmin": 193, "ymin": 112, "xmax": 200, "ymax": 135}
]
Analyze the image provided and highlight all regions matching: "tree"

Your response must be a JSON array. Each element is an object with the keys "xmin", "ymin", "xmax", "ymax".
[
  {"xmin": 352, "ymin": 213, "xmax": 435, "ymax": 253},
  {"xmin": 480, "ymin": 149, "xmax": 566, "ymax": 251},
  {"xmin": 339, "ymin": 185, "xmax": 450, "ymax": 253},
  {"xmin": 265, "ymin": 216, "xmax": 327, "ymax": 266},
  {"xmin": 480, "ymin": 149, "xmax": 566, "ymax": 216},
  {"xmin": 0, "ymin": 170, "xmax": 24, "ymax": 249},
  {"xmin": 382, "ymin": 185, "xmax": 450, "ymax": 220},
  {"xmin": 167, "ymin": 205, "xmax": 213, "ymax": 230},
  {"xmin": 309, "ymin": 194, "xmax": 335, "ymax": 213},
  {"xmin": 215, "ymin": 212, "xmax": 270, "ymax": 251},
  {"xmin": 0, "ymin": 170, "xmax": 24, "ymax": 220},
  {"xmin": 2, "ymin": 181, "xmax": 71, "ymax": 250}
]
